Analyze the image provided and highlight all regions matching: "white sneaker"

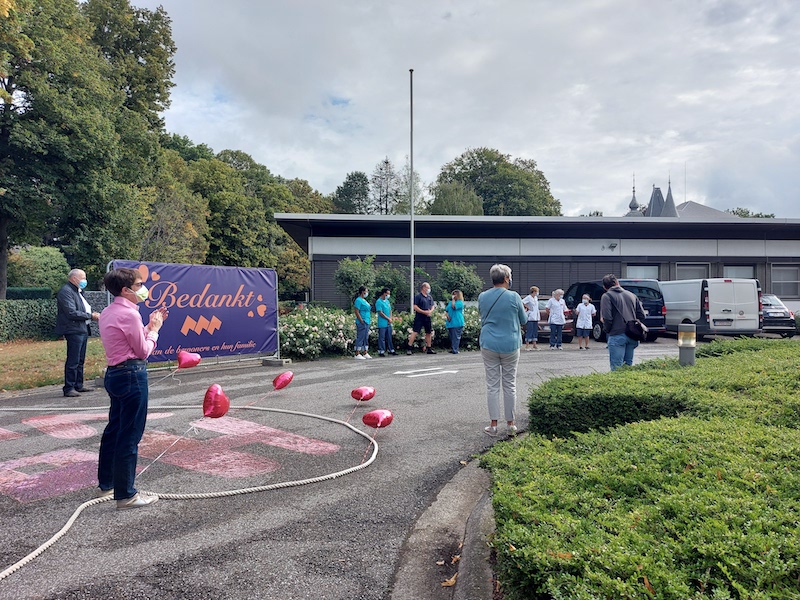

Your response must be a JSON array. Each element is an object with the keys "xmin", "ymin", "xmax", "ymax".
[
  {"xmin": 355, "ymin": 354, "xmax": 366, "ymax": 360},
  {"xmin": 507, "ymin": 425, "xmax": 518, "ymax": 437},
  {"xmin": 484, "ymin": 426, "xmax": 498, "ymax": 437},
  {"xmin": 364, "ymin": 353, "xmax": 372, "ymax": 359}
]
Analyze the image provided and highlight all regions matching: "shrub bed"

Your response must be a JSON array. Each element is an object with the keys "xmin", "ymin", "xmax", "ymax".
[
  {"xmin": 482, "ymin": 416, "xmax": 800, "ymax": 599},
  {"xmin": 0, "ymin": 300, "xmax": 58, "ymax": 342}
]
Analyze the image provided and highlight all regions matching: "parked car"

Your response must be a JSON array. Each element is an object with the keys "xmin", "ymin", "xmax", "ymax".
[
  {"xmin": 564, "ymin": 279, "xmax": 666, "ymax": 342},
  {"xmin": 529, "ymin": 298, "xmax": 574, "ymax": 344},
  {"xmin": 760, "ymin": 294, "xmax": 797, "ymax": 338}
]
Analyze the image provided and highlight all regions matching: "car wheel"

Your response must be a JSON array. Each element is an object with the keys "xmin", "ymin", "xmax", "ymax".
[
  {"xmin": 562, "ymin": 335, "xmax": 573, "ymax": 344},
  {"xmin": 592, "ymin": 323, "xmax": 606, "ymax": 342},
  {"xmin": 645, "ymin": 332, "xmax": 658, "ymax": 343}
]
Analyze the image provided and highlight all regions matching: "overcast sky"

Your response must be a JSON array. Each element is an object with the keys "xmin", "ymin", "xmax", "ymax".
[{"xmin": 136, "ymin": 0, "xmax": 800, "ymax": 217}]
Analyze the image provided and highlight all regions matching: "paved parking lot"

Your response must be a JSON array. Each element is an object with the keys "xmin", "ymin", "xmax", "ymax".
[{"xmin": 0, "ymin": 340, "xmax": 679, "ymax": 599}]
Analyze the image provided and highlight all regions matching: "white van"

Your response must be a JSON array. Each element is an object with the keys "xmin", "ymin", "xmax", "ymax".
[{"xmin": 660, "ymin": 278, "xmax": 762, "ymax": 337}]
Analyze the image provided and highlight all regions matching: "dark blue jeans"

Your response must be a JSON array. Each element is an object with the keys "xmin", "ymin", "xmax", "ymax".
[
  {"xmin": 378, "ymin": 325, "xmax": 394, "ymax": 354},
  {"xmin": 448, "ymin": 326, "xmax": 463, "ymax": 353},
  {"xmin": 63, "ymin": 333, "xmax": 88, "ymax": 394},
  {"xmin": 98, "ymin": 365, "xmax": 149, "ymax": 500},
  {"xmin": 549, "ymin": 324, "xmax": 563, "ymax": 347}
]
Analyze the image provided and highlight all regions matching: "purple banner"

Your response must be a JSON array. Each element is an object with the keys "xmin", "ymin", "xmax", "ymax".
[{"xmin": 111, "ymin": 261, "xmax": 278, "ymax": 363}]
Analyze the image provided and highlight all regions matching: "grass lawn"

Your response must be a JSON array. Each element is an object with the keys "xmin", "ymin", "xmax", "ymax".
[{"xmin": 0, "ymin": 338, "xmax": 107, "ymax": 391}]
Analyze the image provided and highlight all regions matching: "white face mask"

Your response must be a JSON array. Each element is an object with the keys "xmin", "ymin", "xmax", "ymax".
[
  {"xmin": 583, "ymin": 299, "xmax": 589, "ymax": 305},
  {"xmin": 134, "ymin": 284, "xmax": 149, "ymax": 302},
  {"xmin": 386, "ymin": 294, "xmax": 390, "ymax": 299}
]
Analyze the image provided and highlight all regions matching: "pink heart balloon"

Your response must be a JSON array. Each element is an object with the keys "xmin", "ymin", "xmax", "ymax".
[
  {"xmin": 203, "ymin": 384, "xmax": 230, "ymax": 418},
  {"xmin": 273, "ymin": 371, "xmax": 294, "ymax": 390},
  {"xmin": 362, "ymin": 409, "xmax": 393, "ymax": 429},
  {"xmin": 351, "ymin": 386, "xmax": 376, "ymax": 401},
  {"xmin": 177, "ymin": 350, "xmax": 201, "ymax": 369}
]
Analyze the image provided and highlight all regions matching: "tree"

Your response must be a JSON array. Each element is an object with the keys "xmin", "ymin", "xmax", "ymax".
[
  {"xmin": 332, "ymin": 171, "xmax": 370, "ymax": 214},
  {"xmin": 81, "ymin": 0, "xmax": 176, "ymax": 131},
  {"xmin": 435, "ymin": 260, "xmax": 484, "ymax": 301},
  {"xmin": 370, "ymin": 157, "xmax": 400, "ymax": 215},
  {"xmin": 437, "ymin": 148, "xmax": 562, "ymax": 216},
  {"xmin": 333, "ymin": 255, "xmax": 376, "ymax": 301},
  {"xmin": 725, "ymin": 207, "xmax": 775, "ymax": 218},
  {"xmin": 374, "ymin": 261, "xmax": 410, "ymax": 306},
  {"xmin": 6, "ymin": 246, "xmax": 70, "ymax": 294},
  {"xmin": 217, "ymin": 149, "xmax": 274, "ymax": 196},
  {"xmin": 1, "ymin": 0, "xmax": 123, "ymax": 297},
  {"xmin": 160, "ymin": 133, "xmax": 214, "ymax": 162},
  {"xmin": 428, "ymin": 181, "xmax": 484, "ymax": 215},
  {"xmin": 394, "ymin": 156, "xmax": 427, "ymax": 215}
]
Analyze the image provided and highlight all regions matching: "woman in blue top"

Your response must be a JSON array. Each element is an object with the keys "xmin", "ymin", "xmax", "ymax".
[
  {"xmin": 478, "ymin": 264, "xmax": 526, "ymax": 437},
  {"xmin": 375, "ymin": 288, "xmax": 397, "ymax": 356},
  {"xmin": 445, "ymin": 289, "xmax": 465, "ymax": 354},
  {"xmin": 353, "ymin": 286, "xmax": 372, "ymax": 359}
]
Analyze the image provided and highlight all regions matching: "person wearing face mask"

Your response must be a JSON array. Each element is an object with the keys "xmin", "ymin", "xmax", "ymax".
[
  {"xmin": 55, "ymin": 268, "xmax": 101, "ymax": 397},
  {"xmin": 546, "ymin": 289, "xmax": 567, "ymax": 349},
  {"xmin": 574, "ymin": 293, "xmax": 597, "ymax": 350},
  {"xmin": 96, "ymin": 267, "xmax": 168, "ymax": 509},
  {"xmin": 353, "ymin": 285, "xmax": 372, "ymax": 359},
  {"xmin": 375, "ymin": 288, "xmax": 397, "ymax": 357}
]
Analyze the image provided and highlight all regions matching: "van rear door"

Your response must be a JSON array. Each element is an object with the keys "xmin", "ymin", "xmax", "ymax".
[{"xmin": 706, "ymin": 279, "xmax": 760, "ymax": 332}]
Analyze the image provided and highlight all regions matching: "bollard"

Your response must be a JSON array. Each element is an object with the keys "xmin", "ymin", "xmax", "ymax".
[{"xmin": 677, "ymin": 323, "xmax": 696, "ymax": 366}]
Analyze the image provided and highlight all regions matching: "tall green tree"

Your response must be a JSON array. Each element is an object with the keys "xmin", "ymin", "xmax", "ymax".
[
  {"xmin": 0, "ymin": 0, "xmax": 122, "ymax": 297},
  {"xmin": 332, "ymin": 171, "xmax": 370, "ymax": 214},
  {"xmin": 394, "ymin": 156, "xmax": 426, "ymax": 215},
  {"xmin": 437, "ymin": 148, "xmax": 562, "ymax": 216},
  {"xmin": 81, "ymin": 0, "xmax": 175, "ymax": 131},
  {"xmin": 370, "ymin": 157, "xmax": 400, "ymax": 215},
  {"xmin": 725, "ymin": 207, "xmax": 775, "ymax": 218},
  {"xmin": 428, "ymin": 181, "xmax": 484, "ymax": 215}
]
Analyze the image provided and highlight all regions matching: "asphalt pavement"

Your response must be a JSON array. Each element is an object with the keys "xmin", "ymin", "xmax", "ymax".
[{"xmin": 0, "ymin": 340, "xmax": 679, "ymax": 599}]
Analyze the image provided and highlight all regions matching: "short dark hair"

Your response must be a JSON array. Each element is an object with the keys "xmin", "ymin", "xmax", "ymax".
[
  {"xmin": 379, "ymin": 288, "xmax": 390, "ymax": 296},
  {"xmin": 104, "ymin": 268, "xmax": 140, "ymax": 297},
  {"xmin": 602, "ymin": 274, "xmax": 619, "ymax": 290}
]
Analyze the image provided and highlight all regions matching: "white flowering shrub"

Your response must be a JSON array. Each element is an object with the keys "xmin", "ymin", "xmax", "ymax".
[{"xmin": 279, "ymin": 306, "xmax": 483, "ymax": 359}]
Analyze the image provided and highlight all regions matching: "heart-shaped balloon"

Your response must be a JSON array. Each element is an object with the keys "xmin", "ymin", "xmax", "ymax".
[
  {"xmin": 177, "ymin": 350, "xmax": 201, "ymax": 369},
  {"xmin": 362, "ymin": 409, "xmax": 393, "ymax": 429},
  {"xmin": 273, "ymin": 371, "xmax": 294, "ymax": 390},
  {"xmin": 351, "ymin": 386, "xmax": 376, "ymax": 401},
  {"xmin": 203, "ymin": 384, "xmax": 230, "ymax": 418}
]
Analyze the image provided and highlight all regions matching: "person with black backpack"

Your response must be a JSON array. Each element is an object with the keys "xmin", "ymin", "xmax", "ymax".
[{"xmin": 600, "ymin": 274, "xmax": 647, "ymax": 371}]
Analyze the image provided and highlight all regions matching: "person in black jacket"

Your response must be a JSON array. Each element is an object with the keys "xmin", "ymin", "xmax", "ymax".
[
  {"xmin": 55, "ymin": 269, "xmax": 100, "ymax": 397},
  {"xmin": 599, "ymin": 273, "xmax": 646, "ymax": 371}
]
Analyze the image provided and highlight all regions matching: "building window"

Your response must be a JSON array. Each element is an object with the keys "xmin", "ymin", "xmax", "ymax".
[
  {"xmin": 723, "ymin": 265, "xmax": 755, "ymax": 278},
  {"xmin": 772, "ymin": 265, "xmax": 800, "ymax": 298},
  {"xmin": 676, "ymin": 263, "xmax": 710, "ymax": 280},
  {"xmin": 626, "ymin": 265, "xmax": 659, "ymax": 279}
]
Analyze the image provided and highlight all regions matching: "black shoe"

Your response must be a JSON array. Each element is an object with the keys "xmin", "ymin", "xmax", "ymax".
[
  {"xmin": 448, "ymin": 350, "xmax": 456, "ymax": 354},
  {"xmin": 378, "ymin": 353, "xmax": 385, "ymax": 357},
  {"xmin": 64, "ymin": 390, "xmax": 81, "ymax": 397},
  {"xmin": 75, "ymin": 387, "xmax": 94, "ymax": 392},
  {"xmin": 388, "ymin": 351, "xmax": 398, "ymax": 356},
  {"xmin": 426, "ymin": 349, "xmax": 437, "ymax": 354}
]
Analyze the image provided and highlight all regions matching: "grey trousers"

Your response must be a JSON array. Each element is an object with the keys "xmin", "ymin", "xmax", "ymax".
[{"xmin": 481, "ymin": 347, "xmax": 520, "ymax": 422}]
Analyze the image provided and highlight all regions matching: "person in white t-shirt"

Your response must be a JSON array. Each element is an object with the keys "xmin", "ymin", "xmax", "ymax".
[
  {"xmin": 545, "ymin": 289, "xmax": 567, "ymax": 349},
  {"xmin": 521, "ymin": 285, "xmax": 540, "ymax": 351},
  {"xmin": 573, "ymin": 293, "xmax": 597, "ymax": 350}
]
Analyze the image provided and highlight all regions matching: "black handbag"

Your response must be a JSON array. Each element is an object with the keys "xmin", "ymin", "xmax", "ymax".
[{"xmin": 625, "ymin": 319, "xmax": 648, "ymax": 342}]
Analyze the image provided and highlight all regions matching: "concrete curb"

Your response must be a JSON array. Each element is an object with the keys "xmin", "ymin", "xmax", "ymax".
[{"xmin": 390, "ymin": 460, "xmax": 494, "ymax": 600}]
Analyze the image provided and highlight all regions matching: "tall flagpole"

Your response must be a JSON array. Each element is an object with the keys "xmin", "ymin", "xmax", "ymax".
[{"xmin": 409, "ymin": 68, "xmax": 415, "ymax": 312}]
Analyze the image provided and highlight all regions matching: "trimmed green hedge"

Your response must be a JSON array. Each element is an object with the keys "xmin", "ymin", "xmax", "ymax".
[
  {"xmin": 484, "ymin": 338, "xmax": 800, "ymax": 598},
  {"xmin": 6, "ymin": 287, "xmax": 53, "ymax": 299},
  {"xmin": 0, "ymin": 299, "xmax": 58, "ymax": 341},
  {"xmin": 482, "ymin": 416, "xmax": 800, "ymax": 599},
  {"xmin": 529, "ymin": 339, "xmax": 800, "ymax": 438}
]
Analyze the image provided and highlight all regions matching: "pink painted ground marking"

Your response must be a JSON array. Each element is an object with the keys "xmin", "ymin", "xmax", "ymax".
[
  {"xmin": 21, "ymin": 412, "xmax": 174, "ymax": 440},
  {"xmin": 0, "ymin": 449, "xmax": 98, "ymax": 503},
  {"xmin": 0, "ymin": 427, "xmax": 23, "ymax": 442},
  {"xmin": 191, "ymin": 416, "xmax": 339, "ymax": 456}
]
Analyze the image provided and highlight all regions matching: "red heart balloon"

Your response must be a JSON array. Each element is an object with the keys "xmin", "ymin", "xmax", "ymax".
[
  {"xmin": 203, "ymin": 384, "xmax": 230, "ymax": 418},
  {"xmin": 362, "ymin": 409, "xmax": 393, "ymax": 429},
  {"xmin": 273, "ymin": 371, "xmax": 294, "ymax": 390},
  {"xmin": 177, "ymin": 350, "xmax": 201, "ymax": 369},
  {"xmin": 351, "ymin": 386, "xmax": 376, "ymax": 401}
]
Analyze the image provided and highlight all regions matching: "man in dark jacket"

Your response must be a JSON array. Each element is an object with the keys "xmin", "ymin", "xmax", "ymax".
[
  {"xmin": 55, "ymin": 269, "xmax": 100, "ymax": 397},
  {"xmin": 600, "ymin": 273, "xmax": 646, "ymax": 371}
]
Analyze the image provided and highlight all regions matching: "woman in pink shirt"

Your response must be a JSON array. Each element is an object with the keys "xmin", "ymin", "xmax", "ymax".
[{"xmin": 96, "ymin": 268, "xmax": 168, "ymax": 509}]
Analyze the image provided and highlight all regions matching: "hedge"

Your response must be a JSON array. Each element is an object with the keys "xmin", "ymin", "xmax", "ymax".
[{"xmin": 0, "ymin": 300, "xmax": 59, "ymax": 341}]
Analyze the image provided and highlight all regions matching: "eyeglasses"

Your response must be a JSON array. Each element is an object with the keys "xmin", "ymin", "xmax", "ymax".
[{"xmin": 130, "ymin": 282, "xmax": 144, "ymax": 290}]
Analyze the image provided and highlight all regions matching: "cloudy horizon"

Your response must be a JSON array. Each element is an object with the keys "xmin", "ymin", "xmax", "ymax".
[{"xmin": 136, "ymin": 0, "xmax": 800, "ymax": 217}]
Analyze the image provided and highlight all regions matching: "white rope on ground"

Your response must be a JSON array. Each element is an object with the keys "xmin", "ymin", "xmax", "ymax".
[{"xmin": 0, "ymin": 405, "xmax": 379, "ymax": 582}]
